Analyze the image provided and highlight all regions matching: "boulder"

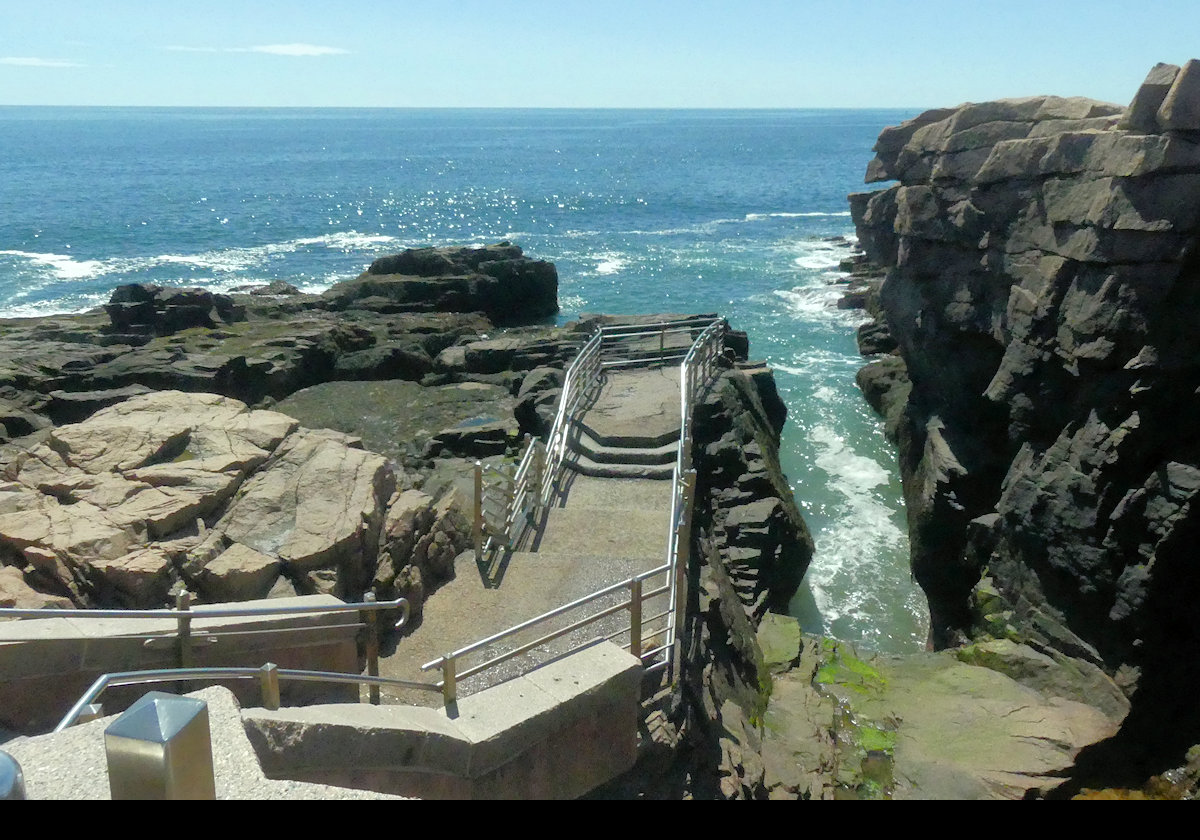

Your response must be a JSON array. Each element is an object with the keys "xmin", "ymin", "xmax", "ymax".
[
  {"xmin": 1157, "ymin": 59, "xmax": 1200, "ymax": 132},
  {"xmin": 325, "ymin": 243, "xmax": 558, "ymax": 325},
  {"xmin": 0, "ymin": 565, "xmax": 72, "ymax": 611},
  {"xmin": 1121, "ymin": 63, "xmax": 1180, "ymax": 132},
  {"xmin": 189, "ymin": 542, "xmax": 282, "ymax": 603},
  {"xmin": 91, "ymin": 547, "xmax": 176, "ymax": 608},
  {"xmin": 217, "ymin": 428, "xmax": 394, "ymax": 597},
  {"xmin": 105, "ymin": 283, "xmax": 245, "ymax": 336}
]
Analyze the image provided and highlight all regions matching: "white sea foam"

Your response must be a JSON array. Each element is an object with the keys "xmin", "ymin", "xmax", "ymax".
[
  {"xmin": 744, "ymin": 211, "xmax": 852, "ymax": 221},
  {"xmin": 773, "ymin": 286, "xmax": 869, "ymax": 330},
  {"xmin": 800, "ymin": 424, "xmax": 911, "ymax": 634},
  {"xmin": 771, "ymin": 351, "xmax": 864, "ymax": 379},
  {"xmin": 0, "ymin": 232, "xmax": 405, "ymax": 317},
  {"xmin": 0, "ymin": 250, "xmax": 107, "ymax": 281},
  {"xmin": 810, "ymin": 425, "xmax": 890, "ymax": 494}
]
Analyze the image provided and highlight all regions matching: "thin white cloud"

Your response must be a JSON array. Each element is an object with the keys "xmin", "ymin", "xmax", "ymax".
[
  {"xmin": 250, "ymin": 44, "xmax": 348, "ymax": 57},
  {"xmin": 0, "ymin": 57, "xmax": 85, "ymax": 68},
  {"xmin": 166, "ymin": 44, "xmax": 348, "ymax": 57}
]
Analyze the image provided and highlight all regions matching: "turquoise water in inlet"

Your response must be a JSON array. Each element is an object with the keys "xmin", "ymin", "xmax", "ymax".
[{"xmin": 0, "ymin": 107, "xmax": 928, "ymax": 652}]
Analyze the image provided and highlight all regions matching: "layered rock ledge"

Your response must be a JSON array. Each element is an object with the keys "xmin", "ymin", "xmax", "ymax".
[{"xmin": 850, "ymin": 60, "xmax": 1200, "ymax": 787}]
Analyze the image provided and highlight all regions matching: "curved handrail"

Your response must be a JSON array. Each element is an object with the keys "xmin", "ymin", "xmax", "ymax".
[{"xmin": 55, "ymin": 663, "xmax": 442, "ymax": 732}]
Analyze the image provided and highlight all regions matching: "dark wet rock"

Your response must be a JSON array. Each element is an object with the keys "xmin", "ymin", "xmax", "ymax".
[
  {"xmin": 105, "ymin": 283, "xmax": 245, "ymax": 336},
  {"xmin": 327, "ymin": 243, "xmax": 558, "ymax": 324},
  {"xmin": 231, "ymin": 280, "xmax": 302, "ymax": 296},
  {"xmin": 514, "ymin": 366, "xmax": 564, "ymax": 438},
  {"xmin": 423, "ymin": 419, "xmax": 514, "ymax": 459},
  {"xmin": 856, "ymin": 320, "xmax": 897, "ymax": 356}
]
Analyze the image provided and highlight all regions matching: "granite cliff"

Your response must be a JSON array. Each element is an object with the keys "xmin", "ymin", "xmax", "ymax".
[{"xmin": 852, "ymin": 60, "xmax": 1200, "ymax": 785}]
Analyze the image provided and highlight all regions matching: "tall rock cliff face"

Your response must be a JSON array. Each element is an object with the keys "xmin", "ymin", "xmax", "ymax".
[{"xmin": 852, "ymin": 61, "xmax": 1200, "ymax": 777}]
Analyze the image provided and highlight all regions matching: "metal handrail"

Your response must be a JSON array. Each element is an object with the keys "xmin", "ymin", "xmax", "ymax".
[
  {"xmin": 54, "ymin": 663, "xmax": 443, "ymax": 732},
  {"xmin": 459, "ymin": 316, "xmax": 726, "ymax": 696},
  {"xmin": 0, "ymin": 597, "xmax": 409, "ymax": 624},
  {"xmin": 2, "ymin": 595, "xmax": 410, "ymax": 708},
  {"xmin": 421, "ymin": 563, "xmax": 671, "ymax": 696},
  {"xmin": 662, "ymin": 318, "xmax": 727, "ymax": 656}
]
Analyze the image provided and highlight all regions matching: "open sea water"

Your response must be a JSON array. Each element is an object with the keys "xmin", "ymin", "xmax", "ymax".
[{"xmin": 0, "ymin": 107, "xmax": 928, "ymax": 652}]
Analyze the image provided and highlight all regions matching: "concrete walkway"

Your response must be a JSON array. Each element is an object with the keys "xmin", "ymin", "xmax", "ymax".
[{"xmin": 378, "ymin": 365, "xmax": 681, "ymax": 706}]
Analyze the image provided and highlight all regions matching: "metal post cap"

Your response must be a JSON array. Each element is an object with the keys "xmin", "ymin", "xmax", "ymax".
[{"xmin": 0, "ymin": 751, "xmax": 26, "ymax": 800}]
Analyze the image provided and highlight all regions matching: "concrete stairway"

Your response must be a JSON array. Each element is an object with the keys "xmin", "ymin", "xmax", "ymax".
[
  {"xmin": 377, "ymin": 475, "xmax": 671, "ymax": 706},
  {"xmin": 565, "ymin": 366, "xmax": 681, "ymax": 480},
  {"xmin": 379, "ymin": 364, "xmax": 685, "ymax": 705}
]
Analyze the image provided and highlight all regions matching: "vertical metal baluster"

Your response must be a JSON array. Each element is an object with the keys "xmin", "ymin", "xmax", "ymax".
[
  {"xmin": 473, "ymin": 461, "xmax": 483, "ymax": 562},
  {"xmin": 364, "ymin": 592, "xmax": 380, "ymax": 705},
  {"xmin": 259, "ymin": 663, "xmax": 281, "ymax": 711},
  {"xmin": 175, "ymin": 590, "xmax": 192, "ymax": 696},
  {"xmin": 629, "ymin": 578, "xmax": 643, "ymax": 661},
  {"xmin": 442, "ymin": 657, "xmax": 457, "ymax": 707}
]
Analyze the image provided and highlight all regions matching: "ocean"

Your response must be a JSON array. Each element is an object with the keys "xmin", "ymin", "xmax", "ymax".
[{"xmin": 0, "ymin": 106, "xmax": 928, "ymax": 652}]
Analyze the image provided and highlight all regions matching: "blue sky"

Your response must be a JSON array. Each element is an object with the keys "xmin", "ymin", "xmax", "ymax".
[{"xmin": 3, "ymin": 1, "xmax": 1198, "ymax": 108}]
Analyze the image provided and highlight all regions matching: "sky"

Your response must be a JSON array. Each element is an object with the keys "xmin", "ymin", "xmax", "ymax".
[{"xmin": 3, "ymin": 1, "xmax": 1199, "ymax": 109}]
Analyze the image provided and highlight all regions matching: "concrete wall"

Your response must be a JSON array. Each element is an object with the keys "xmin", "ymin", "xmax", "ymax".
[
  {"xmin": 0, "ymin": 595, "xmax": 361, "ymax": 733},
  {"xmin": 243, "ymin": 641, "xmax": 643, "ymax": 799}
]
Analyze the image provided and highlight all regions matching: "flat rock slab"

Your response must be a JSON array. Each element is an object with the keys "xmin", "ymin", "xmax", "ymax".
[
  {"xmin": 579, "ymin": 367, "xmax": 681, "ymax": 446},
  {"xmin": 762, "ymin": 637, "xmax": 1123, "ymax": 800},
  {"xmin": 276, "ymin": 380, "xmax": 514, "ymax": 465}
]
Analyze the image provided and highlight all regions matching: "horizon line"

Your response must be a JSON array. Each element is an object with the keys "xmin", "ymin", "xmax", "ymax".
[{"xmin": 0, "ymin": 103, "xmax": 932, "ymax": 112}]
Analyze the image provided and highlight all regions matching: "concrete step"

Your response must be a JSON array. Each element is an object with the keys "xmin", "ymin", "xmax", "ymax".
[
  {"xmin": 571, "ymin": 428, "xmax": 678, "ymax": 466},
  {"xmin": 563, "ymin": 454, "xmax": 674, "ymax": 481},
  {"xmin": 546, "ymin": 474, "xmax": 673, "ymax": 510},
  {"xmin": 575, "ymin": 367, "xmax": 682, "ymax": 448},
  {"xmin": 575, "ymin": 419, "xmax": 680, "ymax": 449}
]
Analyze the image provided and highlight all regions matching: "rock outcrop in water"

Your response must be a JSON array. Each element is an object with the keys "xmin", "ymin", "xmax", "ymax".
[{"xmin": 851, "ymin": 60, "xmax": 1200, "ymax": 784}]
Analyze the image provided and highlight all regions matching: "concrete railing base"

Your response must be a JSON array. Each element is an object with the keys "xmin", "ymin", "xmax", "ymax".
[{"xmin": 243, "ymin": 641, "xmax": 643, "ymax": 799}]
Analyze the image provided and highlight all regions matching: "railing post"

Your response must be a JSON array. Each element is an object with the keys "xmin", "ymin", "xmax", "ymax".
[
  {"xmin": 105, "ymin": 692, "xmax": 216, "ymax": 801},
  {"xmin": 679, "ymin": 469, "xmax": 697, "ymax": 560},
  {"xmin": 629, "ymin": 578, "xmax": 643, "ymax": 661},
  {"xmin": 530, "ymin": 438, "xmax": 543, "ymax": 519},
  {"xmin": 473, "ymin": 460, "xmax": 484, "ymax": 562},
  {"xmin": 259, "ymin": 663, "xmax": 281, "ymax": 711},
  {"xmin": 175, "ymin": 590, "xmax": 192, "ymax": 686},
  {"xmin": 442, "ymin": 657, "xmax": 457, "ymax": 707},
  {"xmin": 363, "ymin": 591, "xmax": 381, "ymax": 705},
  {"xmin": 672, "ymin": 552, "xmax": 687, "ymax": 680},
  {"xmin": 504, "ymin": 466, "xmax": 516, "ymax": 545}
]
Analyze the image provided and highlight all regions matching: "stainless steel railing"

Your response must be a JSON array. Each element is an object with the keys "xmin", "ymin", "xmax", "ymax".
[
  {"xmin": 54, "ymin": 662, "xmax": 443, "ymax": 732},
  {"xmin": 662, "ymin": 318, "xmax": 727, "ymax": 654},
  {"xmin": 0, "ymin": 594, "xmax": 409, "ymax": 706},
  {"xmin": 420, "ymin": 563, "xmax": 676, "ymax": 703},
  {"xmin": 597, "ymin": 316, "xmax": 721, "ymax": 370},
  {"xmin": 463, "ymin": 316, "xmax": 727, "ymax": 689}
]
